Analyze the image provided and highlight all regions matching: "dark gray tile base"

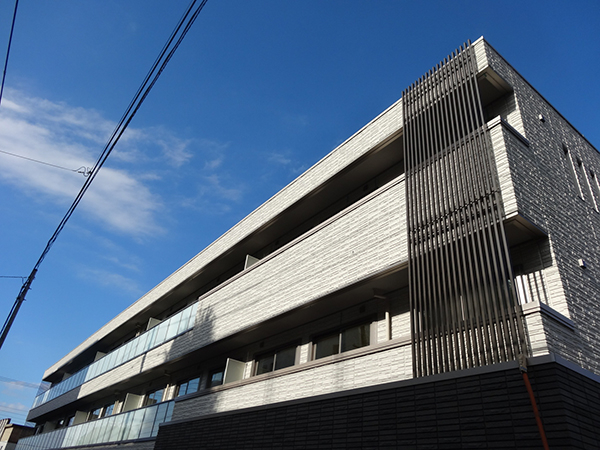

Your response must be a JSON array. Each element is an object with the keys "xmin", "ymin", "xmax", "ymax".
[{"xmin": 155, "ymin": 362, "xmax": 600, "ymax": 449}]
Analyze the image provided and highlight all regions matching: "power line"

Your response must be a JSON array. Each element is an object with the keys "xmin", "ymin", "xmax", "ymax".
[
  {"xmin": 0, "ymin": 375, "xmax": 41, "ymax": 390},
  {"xmin": 0, "ymin": 405, "xmax": 28, "ymax": 417},
  {"xmin": 0, "ymin": 276, "xmax": 26, "ymax": 284},
  {"xmin": 0, "ymin": 149, "xmax": 91, "ymax": 176},
  {"xmin": 0, "ymin": 0, "xmax": 209, "ymax": 351},
  {"xmin": 0, "ymin": 0, "xmax": 19, "ymax": 107}
]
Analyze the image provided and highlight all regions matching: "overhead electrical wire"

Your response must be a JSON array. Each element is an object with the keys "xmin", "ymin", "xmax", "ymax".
[
  {"xmin": 0, "ymin": 276, "xmax": 26, "ymax": 285},
  {"xmin": 0, "ymin": 149, "xmax": 91, "ymax": 176},
  {"xmin": 0, "ymin": 0, "xmax": 19, "ymax": 106},
  {"xmin": 0, "ymin": 0, "xmax": 209, "ymax": 351},
  {"xmin": 0, "ymin": 375, "xmax": 40, "ymax": 390}
]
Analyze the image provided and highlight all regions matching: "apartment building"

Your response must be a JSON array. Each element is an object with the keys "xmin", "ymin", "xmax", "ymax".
[
  {"xmin": 0, "ymin": 419, "xmax": 34, "ymax": 450},
  {"xmin": 18, "ymin": 37, "xmax": 600, "ymax": 449}
]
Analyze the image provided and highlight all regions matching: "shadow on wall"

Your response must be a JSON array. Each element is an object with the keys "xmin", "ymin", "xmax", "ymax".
[
  {"xmin": 511, "ymin": 238, "xmax": 553, "ymax": 307},
  {"xmin": 163, "ymin": 302, "xmax": 219, "ymax": 421}
]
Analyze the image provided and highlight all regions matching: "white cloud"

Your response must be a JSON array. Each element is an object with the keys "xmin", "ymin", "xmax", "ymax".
[
  {"xmin": 267, "ymin": 152, "xmax": 292, "ymax": 165},
  {"xmin": 203, "ymin": 174, "xmax": 243, "ymax": 202},
  {"xmin": 265, "ymin": 150, "xmax": 307, "ymax": 175},
  {"xmin": 178, "ymin": 172, "xmax": 243, "ymax": 215},
  {"xmin": 0, "ymin": 380, "xmax": 26, "ymax": 393},
  {"xmin": 156, "ymin": 134, "xmax": 193, "ymax": 167},
  {"xmin": 0, "ymin": 90, "xmax": 196, "ymax": 237},
  {"xmin": 102, "ymin": 255, "xmax": 142, "ymax": 273},
  {"xmin": 85, "ymin": 167, "xmax": 163, "ymax": 236},
  {"xmin": 204, "ymin": 156, "xmax": 223, "ymax": 170},
  {"xmin": 113, "ymin": 126, "xmax": 194, "ymax": 168},
  {"xmin": 196, "ymin": 138, "xmax": 229, "ymax": 170},
  {"xmin": 78, "ymin": 267, "xmax": 143, "ymax": 296},
  {"xmin": 0, "ymin": 401, "xmax": 29, "ymax": 412},
  {"xmin": 0, "ymin": 89, "xmax": 254, "ymax": 240}
]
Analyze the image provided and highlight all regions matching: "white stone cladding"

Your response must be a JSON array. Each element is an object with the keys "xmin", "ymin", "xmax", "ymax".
[
  {"xmin": 192, "ymin": 177, "xmax": 406, "ymax": 348},
  {"xmin": 489, "ymin": 118, "xmax": 520, "ymax": 219},
  {"xmin": 165, "ymin": 288, "xmax": 414, "ymax": 423},
  {"xmin": 390, "ymin": 288, "xmax": 410, "ymax": 339},
  {"xmin": 172, "ymin": 343, "xmax": 412, "ymax": 422},
  {"xmin": 522, "ymin": 301, "xmax": 583, "ymax": 366}
]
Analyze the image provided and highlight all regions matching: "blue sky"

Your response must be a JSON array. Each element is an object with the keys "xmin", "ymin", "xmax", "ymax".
[{"xmin": 0, "ymin": 0, "xmax": 598, "ymax": 425}]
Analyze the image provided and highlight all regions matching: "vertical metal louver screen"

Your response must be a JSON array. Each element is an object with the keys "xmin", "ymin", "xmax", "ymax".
[{"xmin": 403, "ymin": 42, "xmax": 526, "ymax": 377}]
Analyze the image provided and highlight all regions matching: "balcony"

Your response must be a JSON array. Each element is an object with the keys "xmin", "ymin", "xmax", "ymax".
[
  {"xmin": 16, "ymin": 401, "xmax": 174, "ymax": 450},
  {"xmin": 32, "ymin": 303, "xmax": 197, "ymax": 409}
]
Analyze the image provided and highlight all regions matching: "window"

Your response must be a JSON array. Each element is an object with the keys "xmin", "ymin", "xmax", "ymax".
[
  {"xmin": 255, "ymin": 346, "xmax": 296, "ymax": 375},
  {"xmin": 563, "ymin": 145, "xmax": 584, "ymax": 198},
  {"xmin": 87, "ymin": 407, "xmax": 102, "ymax": 421},
  {"xmin": 176, "ymin": 377, "xmax": 200, "ymax": 397},
  {"xmin": 314, "ymin": 334, "xmax": 339, "ymax": 359},
  {"xmin": 313, "ymin": 323, "xmax": 370, "ymax": 360},
  {"xmin": 588, "ymin": 169, "xmax": 600, "ymax": 212},
  {"xmin": 143, "ymin": 388, "xmax": 164, "ymax": 406},
  {"xmin": 581, "ymin": 163, "xmax": 598, "ymax": 209},
  {"xmin": 207, "ymin": 368, "xmax": 224, "ymax": 388},
  {"xmin": 100, "ymin": 403, "xmax": 114, "ymax": 418}
]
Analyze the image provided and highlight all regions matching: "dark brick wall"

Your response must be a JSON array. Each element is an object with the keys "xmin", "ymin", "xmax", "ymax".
[
  {"xmin": 530, "ymin": 363, "xmax": 600, "ymax": 448},
  {"xmin": 154, "ymin": 362, "xmax": 600, "ymax": 449}
]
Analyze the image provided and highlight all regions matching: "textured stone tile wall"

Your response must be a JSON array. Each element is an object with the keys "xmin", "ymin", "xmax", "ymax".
[
  {"xmin": 171, "ymin": 344, "xmax": 412, "ymax": 422},
  {"xmin": 190, "ymin": 178, "xmax": 405, "ymax": 349},
  {"xmin": 483, "ymin": 40, "xmax": 600, "ymax": 374}
]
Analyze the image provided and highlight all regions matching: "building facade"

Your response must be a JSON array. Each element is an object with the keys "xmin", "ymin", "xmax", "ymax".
[
  {"xmin": 18, "ymin": 38, "xmax": 600, "ymax": 449},
  {"xmin": 0, "ymin": 419, "xmax": 34, "ymax": 450}
]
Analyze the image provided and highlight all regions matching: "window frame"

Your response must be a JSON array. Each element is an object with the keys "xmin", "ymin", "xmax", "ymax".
[
  {"xmin": 100, "ymin": 403, "xmax": 114, "ymax": 418},
  {"xmin": 176, "ymin": 376, "xmax": 201, "ymax": 397},
  {"xmin": 588, "ymin": 168, "xmax": 600, "ymax": 212},
  {"xmin": 253, "ymin": 343, "xmax": 298, "ymax": 376},
  {"xmin": 87, "ymin": 407, "xmax": 103, "ymax": 421},
  {"xmin": 207, "ymin": 367, "xmax": 225, "ymax": 388},
  {"xmin": 143, "ymin": 387, "xmax": 165, "ymax": 407},
  {"xmin": 312, "ymin": 320, "xmax": 372, "ymax": 361},
  {"xmin": 563, "ymin": 144, "xmax": 585, "ymax": 199}
]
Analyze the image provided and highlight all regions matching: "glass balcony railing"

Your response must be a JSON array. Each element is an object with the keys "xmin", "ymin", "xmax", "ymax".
[
  {"xmin": 16, "ymin": 400, "xmax": 174, "ymax": 450},
  {"xmin": 32, "ymin": 303, "xmax": 198, "ymax": 408}
]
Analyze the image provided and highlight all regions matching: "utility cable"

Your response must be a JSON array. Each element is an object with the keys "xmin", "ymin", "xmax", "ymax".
[
  {"xmin": 0, "ymin": 375, "xmax": 40, "ymax": 390},
  {"xmin": 0, "ymin": 276, "xmax": 26, "ymax": 284},
  {"xmin": 0, "ymin": 0, "xmax": 19, "ymax": 107},
  {"xmin": 0, "ymin": 0, "xmax": 209, "ymax": 351},
  {"xmin": 0, "ymin": 149, "xmax": 91, "ymax": 176}
]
